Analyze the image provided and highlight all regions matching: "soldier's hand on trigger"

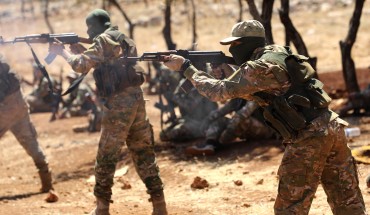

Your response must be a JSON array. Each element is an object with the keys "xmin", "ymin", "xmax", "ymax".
[
  {"xmin": 163, "ymin": 54, "xmax": 185, "ymax": 71},
  {"xmin": 48, "ymin": 40, "xmax": 65, "ymax": 55}
]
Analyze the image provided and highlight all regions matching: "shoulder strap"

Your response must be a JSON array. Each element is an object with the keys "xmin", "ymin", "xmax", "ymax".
[{"xmin": 105, "ymin": 30, "xmax": 130, "ymax": 57}]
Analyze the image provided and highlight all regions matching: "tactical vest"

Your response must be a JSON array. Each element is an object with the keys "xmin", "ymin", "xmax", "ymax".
[
  {"xmin": 93, "ymin": 30, "xmax": 144, "ymax": 98},
  {"xmin": 251, "ymin": 46, "xmax": 332, "ymax": 140}
]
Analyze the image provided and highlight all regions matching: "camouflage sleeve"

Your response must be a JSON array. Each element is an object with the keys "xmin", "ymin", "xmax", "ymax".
[
  {"xmin": 183, "ymin": 59, "xmax": 290, "ymax": 102},
  {"xmin": 67, "ymin": 34, "xmax": 121, "ymax": 73}
]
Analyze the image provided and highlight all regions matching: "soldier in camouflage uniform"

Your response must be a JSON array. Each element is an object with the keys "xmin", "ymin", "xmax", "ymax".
[
  {"xmin": 49, "ymin": 9, "xmax": 167, "ymax": 215},
  {"xmin": 0, "ymin": 54, "xmax": 54, "ymax": 194},
  {"xmin": 159, "ymin": 83, "xmax": 218, "ymax": 142},
  {"xmin": 25, "ymin": 64, "xmax": 58, "ymax": 113},
  {"xmin": 59, "ymin": 71, "xmax": 97, "ymax": 118},
  {"xmin": 164, "ymin": 20, "xmax": 366, "ymax": 214},
  {"xmin": 186, "ymin": 99, "xmax": 276, "ymax": 155}
]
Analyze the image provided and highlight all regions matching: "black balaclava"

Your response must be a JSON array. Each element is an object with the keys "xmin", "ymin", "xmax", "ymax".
[{"xmin": 229, "ymin": 37, "xmax": 265, "ymax": 66}]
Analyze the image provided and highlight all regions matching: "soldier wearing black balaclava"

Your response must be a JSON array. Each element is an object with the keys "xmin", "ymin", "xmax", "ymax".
[{"xmin": 49, "ymin": 9, "xmax": 168, "ymax": 215}]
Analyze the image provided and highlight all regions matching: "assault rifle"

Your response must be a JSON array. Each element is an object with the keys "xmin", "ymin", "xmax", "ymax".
[
  {"xmin": 1, "ymin": 33, "xmax": 91, "ymax": 101},
  {"xmin": 0, "ymin": 33, "xmax": 91, "ymax": 64},
  {"xmin": 122, "ymin": 50, "xmax": 236, "ymax": 92}
]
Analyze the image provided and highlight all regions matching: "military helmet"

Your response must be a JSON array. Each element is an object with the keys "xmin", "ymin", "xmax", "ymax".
[{"xmin": 85, "ymin": 9, "xmax": 111, "ymax": 27}]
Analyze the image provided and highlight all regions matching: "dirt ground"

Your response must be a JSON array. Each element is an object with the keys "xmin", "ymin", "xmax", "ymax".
[{"xmin": 1, "ymin": 1, "xmax": 370, "ymax": 215}]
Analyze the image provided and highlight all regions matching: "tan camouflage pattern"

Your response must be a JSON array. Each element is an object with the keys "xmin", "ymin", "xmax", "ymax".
[
  {"xmin": 183, "ymin": 44, "xmax": 366, "ymax": 214},
  {"xmin": 66, "ymin": 26, "xmax": 164, "ymax": 201},
  {"xmin": 94, "ymin": 87, "xmax": 163, "ymax": 201},
  {"xmin": 184, "ymin": 46, "xmax": 291, "ymax": 104},
  {"xmin": 0, "ymin": 86, "xmax": 49, "ymax": 172},
  {"xmin": 67, "ymin": 26, "xmax": 122, "ymax": 74},
  {"xmin": 275, "ymin": 119, "xmax": 366, "ymax": 215}
]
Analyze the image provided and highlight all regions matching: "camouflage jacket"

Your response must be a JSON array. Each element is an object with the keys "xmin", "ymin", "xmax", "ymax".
[
  {"xmin": 67, "ymin": 26, "xmax": 123, "ymax": 74},
  {"xmin": 184, "ymin": 45, "xmax": 342, "ymax": 142},
  {"xmin": 183, "ymin": 45, "xmax": 291, "ymax": 104}
]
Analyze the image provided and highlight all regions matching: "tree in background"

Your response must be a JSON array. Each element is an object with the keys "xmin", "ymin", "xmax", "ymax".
[
  {"xmin": 279, "ymin": 0, "xmax": 317, "ymax": 74},
  {"xmin": 245, "ymin": 0, "xmax": 274, "ymax": 45},
  {"xmin": 42, "ymin": 0, "xmax": 54, "ymax": 33},
  {"xmin": 340, "ymin": 0, "xmax": 365, "ymax": 94},
  {"xmin": 103, "ymin": 0, "xmax": 136, "ymax": 39},
  {"xmin": 163, "ymin": 0, "xmax": 176, "ymax": 50}
]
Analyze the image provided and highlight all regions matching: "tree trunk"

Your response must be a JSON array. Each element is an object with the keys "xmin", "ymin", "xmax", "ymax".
[
  {"xmin": 238, "ymin": 0, "xmax": 243, "ymax": 22},
  {"xmin": 245, "ymin": 0, "xmax": 262, "ymax": 22},
  {"xmin": 261, "ymin": 0, "xmax": 274, "ymax": 45},
  {"xmin": 279, "ymin": 0, "xmax": 317, "ymax": 75},
  {"xmin": 190, "ymin": 0, "xmax": 197, "ymax": 49},
  {"xmin": 162, "ymin": 0, "xmax": 177, "ymax": 50},
  {"xmin": 245, "ymin": 0, "xmax": 274, "ymax": 45},
  {"xmin": 108, "ymin": 0, "xmax": 136, "ymax": 39},
  {"xmin": 43, "ymin": 0, "xmax": 54, "ymax": 33},
  {"xmin": 340, "ymin": 0, "xmax": 364, "ymax": 93}
]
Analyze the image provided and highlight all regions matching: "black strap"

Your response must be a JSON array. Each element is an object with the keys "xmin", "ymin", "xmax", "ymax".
[
  {"xmin": 61, "ymin": 73, "xmax": 86, "ymax": 96},
  {"xmin": 26, "ymin": 42, "xmax": 54, "ymax": 93}
]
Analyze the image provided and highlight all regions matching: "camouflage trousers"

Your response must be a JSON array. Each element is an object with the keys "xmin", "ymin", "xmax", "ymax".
[
  {"xmin": 94, "ymin": 87, "xmax": 164, "ymax": 201},
  {"xmin": 274, "ymin": 118, "xmax": 366, "ymax": 215},
  {"xmin": 0, "ymin": 90, "xmax": 49, "ymax": 172}
]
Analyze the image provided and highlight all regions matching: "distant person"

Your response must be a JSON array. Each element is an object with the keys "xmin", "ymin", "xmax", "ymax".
[
  {"xmin": 186, "ymin": 64, "xmax": 275, "ymax": 155},
  {"xmin": 186, "ymin": 99, "xmax": 276, "ymax": 155},
  {"xmin": 159, "ymin": 81, "xmax": 218, "ymax": 142},
  {"xmin": 48, "ymin": 9, "xmax": 167, "ymax": 215},
  {"xmin": 164, "ymin": 20, "xmax": 366, "ymax": 214},
  {"xmin": 25, "ymin": 63, "xmax": 59, "ymax": 113},
  {"xmin": 59, "ymin": 71, "xmax": 96, "ymax": 118},
  {"xmin": 0, "ymin": 53, "xmax": 55, "ymax": 194}
]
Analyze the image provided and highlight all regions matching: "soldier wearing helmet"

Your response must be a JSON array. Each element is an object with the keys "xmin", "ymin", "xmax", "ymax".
[{"xmin": 48, "ymin": 9, "xmax": 167, "ymax": 215}]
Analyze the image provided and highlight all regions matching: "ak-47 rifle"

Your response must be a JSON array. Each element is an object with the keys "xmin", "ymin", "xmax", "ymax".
[
  {"xmin": 122, "ymin": 50, "xmax": 236, "ymax": 92},
  {"xmin": 1, "ymin": 33, "xmax": 91, "ymax": 120},
  {"xmin": 0, "ymin": 33, "xmax": 91, "ymax": 64}
]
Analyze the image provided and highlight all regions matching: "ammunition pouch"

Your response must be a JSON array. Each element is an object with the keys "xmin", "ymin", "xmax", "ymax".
[
  {"xmin": 263, "ymin": 95, "xmax": 307, "ymax": 140},
  {"xmin": 305, "ymin": 78, "xmax": 331, "ymax": 108},
  {"xmin": 93, "ymin": 62, "xmax": 144, "ymax": 98},
  {"xmin": 255, "ymin": 52, "xmax": 333, "ymax": 140}
]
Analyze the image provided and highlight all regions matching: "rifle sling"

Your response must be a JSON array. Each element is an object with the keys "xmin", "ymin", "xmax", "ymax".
[
  {"xmin": 62, "ymin": 73, "xmax": 87, "ymax": 96},
  {"xmin": 26, "ymin": 42, "xmax": 54, "ymax": 94}
]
